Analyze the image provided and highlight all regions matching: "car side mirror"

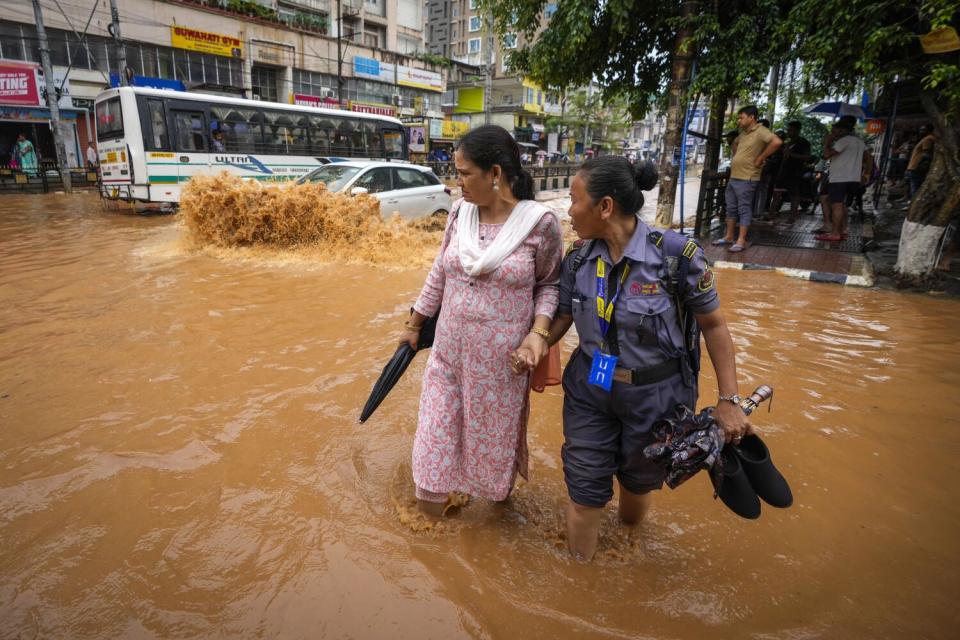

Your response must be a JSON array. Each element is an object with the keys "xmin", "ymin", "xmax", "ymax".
[{"xmin": 350, "ymin": 187, "xmax": 369, "ymax": 196}]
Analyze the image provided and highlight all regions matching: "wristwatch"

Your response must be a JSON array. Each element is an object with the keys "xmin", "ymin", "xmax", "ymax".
[{"xmin": 718, "ymin": 393, "xmax": 742, "ymax": 406}]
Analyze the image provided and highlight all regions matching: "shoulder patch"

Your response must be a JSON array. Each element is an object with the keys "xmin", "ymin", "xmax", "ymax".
[
  {"xmin": 682, "ymin": 240, "xmax": 698, "ymax": 260},
  {"xmin": 565, "ymin": 238, "xmax": 587, "ymax": 257},
  {"xmin": 697, "ymin": 266, "xmax": 716, "ymax": 292}
]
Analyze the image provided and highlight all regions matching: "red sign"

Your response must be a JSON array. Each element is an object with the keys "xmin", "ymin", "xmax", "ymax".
[
  {"xmin": 293, "ymin": 94, "xmax": 341, "ymax": 109},
  {"xmin": 0, "ymin": 63, "xmax": 40, "ymax": 106},
  {"xmin": 865, "ymin": 119, "xmax": 886, "ymax": 135},
  {"xmin": 349, "ymin": 101, "xmax": 396, "ymax": 117}
]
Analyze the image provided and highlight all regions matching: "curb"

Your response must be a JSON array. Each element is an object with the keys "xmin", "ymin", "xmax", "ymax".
[{"xmin": 712, "ymin": 260, "xmax": 876, "ymax": 287}]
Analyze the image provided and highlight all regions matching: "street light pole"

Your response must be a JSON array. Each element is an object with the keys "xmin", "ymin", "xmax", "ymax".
[
  {"xmin": 31, "ymin": 0, "xmax": 72, "ymax": 192},
  {"xmin": 336, "ymin": 0, "xmax": 344, "ymax": 108},
  {"xmin": 108, "ymin": 0, "xmax": 127, "ymax": 86}
]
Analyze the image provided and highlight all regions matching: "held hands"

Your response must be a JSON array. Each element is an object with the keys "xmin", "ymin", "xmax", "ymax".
[
  {"xmin": 714, "ymin": 400, "xmax": 755, "ymax": 444},
  {"xmin": 753, "ymin": 156, "xmax": 766, "ymax": 168},
  {"xmin": 510, "ymin": 333, "xmax": 548, "ymax": 374}
]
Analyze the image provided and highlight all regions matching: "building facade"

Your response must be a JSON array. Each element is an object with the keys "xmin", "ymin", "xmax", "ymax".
[
  {"xmin": 425, "ymin": 0, "xmax": 562, "ymax": 152},
  {"xmin": 0, "ymin": 0, "xmax": 453, "ymax": 166}
]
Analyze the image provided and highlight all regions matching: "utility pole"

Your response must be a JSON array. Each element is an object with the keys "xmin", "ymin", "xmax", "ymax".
[
  {"xmin": 336, "ymin": 0, "xmax": 344, "ymax": 107},
  {"xmin": 31, "ymin": 0, "xmax": 72, "ymax": 192},
  {"xmin": 483, "ymin": 12, "xmax": 494, "ymax": 125},
  {"xmin": 108, "ymin": 0, "xmax": 127, "ymax": 85}
]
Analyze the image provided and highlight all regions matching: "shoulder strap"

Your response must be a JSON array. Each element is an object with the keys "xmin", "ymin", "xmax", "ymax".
[
  {"xmin": 649, "ymin": 231, "xmax": 699, "ymax": 298},
  {"xmin": 566, "ymin": 239, "xmax": 595, "ymax": 272}
]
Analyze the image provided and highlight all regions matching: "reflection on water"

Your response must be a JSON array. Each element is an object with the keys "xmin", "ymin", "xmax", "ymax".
[{"xmin": 1, "ymin": 193, "xmax": 958, "ymax": 639}]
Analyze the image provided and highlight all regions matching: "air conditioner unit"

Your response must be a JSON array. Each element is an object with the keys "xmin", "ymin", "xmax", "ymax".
[
  {"xmin": 252, "ymin": 94, "xmax": 261, "ymax": 101},
  {"xmin": 392, "ymin": 94, "xmax": 401, "ymax": 106},
  {"xmin": 324, "ymin": 89, "xmax": 336, "ymax": 99}
]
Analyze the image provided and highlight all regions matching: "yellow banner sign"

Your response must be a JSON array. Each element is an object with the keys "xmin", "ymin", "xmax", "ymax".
[
  {"xmin": 441, "ymin": 120, "xmax": 470, "ymax": 139},
  {"xmin": 170, "ymin": 26, "xmax": 243, "ymax": 58},
  {"xmin": 920, "ymin": 27, "xmax": 960, "ymax": 54}
]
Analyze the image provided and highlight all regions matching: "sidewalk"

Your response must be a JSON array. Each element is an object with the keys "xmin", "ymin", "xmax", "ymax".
[{"xmin": 702, "ymin": 204, "xmax": 874, "ymax": 286}]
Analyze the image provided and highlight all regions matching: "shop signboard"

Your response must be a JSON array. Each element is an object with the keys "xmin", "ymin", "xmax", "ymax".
[
  {"xmin": 348, "ymin": 101, "xmax": 396, "ymax": 117},
  {"xmin": 408, "ymin": 126, "xmax": 426, "ymax": 153},
  {"xmin": 293, "ymin": 93, "xmax": 340, "ymax": 108},
  {"xmin": 441, "ymin": 120, "xmax": 469, "ymax": 139},
  {"xmin": 170, "ymin": 26, "xmax": 243, "ymax": 58},
  {"xmin": 0, "ymin": 62, "xmax": 41, "ymax": 107},
  {"xmin": 354, "ymin": 56, "xmax": 443, "ymax": 92},
  {"xmin": 429, "ymin": 118, "xmax": 443, "ymax": 139}
]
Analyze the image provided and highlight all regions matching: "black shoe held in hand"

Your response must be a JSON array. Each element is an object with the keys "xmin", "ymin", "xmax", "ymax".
[
  {"xmin": 732, "ymin": 434, "xmax": 793, "ymax": 508},
  {"xmin": 712, "ymin": 445, "xmax": 761, "ymax": 519}
]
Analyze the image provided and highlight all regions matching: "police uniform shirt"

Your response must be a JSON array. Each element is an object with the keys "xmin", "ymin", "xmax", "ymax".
[{"xmin": 557, "ymin": 219, "xmax": 719, "ymax": 371}]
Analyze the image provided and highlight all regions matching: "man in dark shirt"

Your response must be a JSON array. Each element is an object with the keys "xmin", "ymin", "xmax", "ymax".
[{"xmin": 769, "ymin": 120, "xmax": 812, "ymax": 216}]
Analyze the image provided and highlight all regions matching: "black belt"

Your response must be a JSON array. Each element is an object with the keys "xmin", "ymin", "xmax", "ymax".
[{"xmin": 612, "ymin": 358, "xmax": 682, "ymax": 386}]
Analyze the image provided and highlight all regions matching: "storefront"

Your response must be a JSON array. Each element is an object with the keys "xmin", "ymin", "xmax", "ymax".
[{"xmin": 0, "ymin": 61, "xmax": 80, "ymax": 168}]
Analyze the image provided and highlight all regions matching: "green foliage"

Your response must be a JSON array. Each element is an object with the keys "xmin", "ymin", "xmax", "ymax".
[
  {"xmin": 781, "ymin": 0, "xmax": 960, "ymax": 116},
  {"xmin": 485, "ymin": 1, "xmax": 794, "ymax": 119},
  {"xmin": 413, "ymin": 53, "xmax": 454, "ymax": 69}
]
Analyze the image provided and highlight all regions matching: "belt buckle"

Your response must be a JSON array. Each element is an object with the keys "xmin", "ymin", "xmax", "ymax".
[{"xmin": 613, "ymin": 367, "xmax": 631, "ymax": 384}]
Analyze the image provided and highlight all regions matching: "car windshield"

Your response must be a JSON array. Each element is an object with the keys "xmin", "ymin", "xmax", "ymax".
[{"xmin": 301, "ymin": 165, "xmax": 362, "ymax": 191}]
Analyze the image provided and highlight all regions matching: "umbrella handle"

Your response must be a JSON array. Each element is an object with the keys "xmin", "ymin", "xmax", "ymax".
[{"xmin": 739, "ymin": 385, "xmax": 773, "ymax": 415}]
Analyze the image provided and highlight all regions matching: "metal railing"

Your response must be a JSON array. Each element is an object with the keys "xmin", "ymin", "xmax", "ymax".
[
  {"xmin": 425, "ymin": 162, "xmax": 579, "ymax": 193},
  {"xmin": 693, "ymin": 169, "xmax": 729, "ymax": 238},
  {"xmin": 0, "ymin": 166, "xmax": 101, "ymax": 194}
]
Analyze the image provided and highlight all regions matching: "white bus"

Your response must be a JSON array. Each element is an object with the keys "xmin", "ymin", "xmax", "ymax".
[{"xmin": 94, "ymin": 86, "xmax": 408, "ymax": 204}]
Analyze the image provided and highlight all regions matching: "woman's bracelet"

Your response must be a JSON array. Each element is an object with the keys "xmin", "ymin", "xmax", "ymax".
[
  {"xmin": 529, "ymin": 326, "xmax": 550, "ymax": 339},
  {"xmin": 404, "ymin": 319, "xmax": 423, "ymax": 331}
]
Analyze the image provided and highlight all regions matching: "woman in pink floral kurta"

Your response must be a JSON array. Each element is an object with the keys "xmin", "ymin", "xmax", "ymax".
[{"xmin": 399, "ymin": 126, "xmax": 563, "ymax": 511}]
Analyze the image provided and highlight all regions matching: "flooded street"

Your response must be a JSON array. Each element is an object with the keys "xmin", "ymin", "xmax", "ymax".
[{"xmin": 1, "ymin": 192, "xmax": 958, "ymax": 639}]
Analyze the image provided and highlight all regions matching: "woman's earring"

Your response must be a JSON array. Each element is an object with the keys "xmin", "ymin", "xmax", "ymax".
[{"xmin": 493, "ymin": 181, "xmax": 499, "ymax": 191}]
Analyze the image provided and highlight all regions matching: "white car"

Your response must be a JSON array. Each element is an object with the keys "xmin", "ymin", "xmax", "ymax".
[{"xmin": 298, "ymin": 161, "xmax": 452, "ymax": 219}]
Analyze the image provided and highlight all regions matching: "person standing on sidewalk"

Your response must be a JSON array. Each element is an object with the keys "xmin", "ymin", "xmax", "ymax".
[
  {"xmin": 713, "ymin": 106, "xmax": 781, "ymax": 253},
  {"xmin": 817, "ymin": 116, "xmax": 865, "ymax": 242}
]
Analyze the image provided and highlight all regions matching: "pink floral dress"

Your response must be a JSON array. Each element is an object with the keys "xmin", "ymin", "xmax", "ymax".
[{"xmin": 412, "ymin": 199, "xmax": 563, "ymax": 502}]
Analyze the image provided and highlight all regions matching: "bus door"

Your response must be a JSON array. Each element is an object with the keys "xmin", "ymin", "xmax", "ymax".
[{"xmin": 168, "ymin": 102, "xmax": 210, "ymax": 183}]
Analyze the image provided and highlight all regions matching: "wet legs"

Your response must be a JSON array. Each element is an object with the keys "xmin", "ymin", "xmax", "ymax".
[{"xmin": 566, "ymin": 483, "xmax": 652, "ymax": 562}]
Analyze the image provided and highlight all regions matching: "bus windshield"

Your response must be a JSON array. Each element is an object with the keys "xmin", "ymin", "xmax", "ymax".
[
  {"xmin": 300, "ymin": 165, "xmax": 362, "ymax": 191},
  {"xmin": 96, "ymin": 98, "xmax": 124, "ymax": 141}
]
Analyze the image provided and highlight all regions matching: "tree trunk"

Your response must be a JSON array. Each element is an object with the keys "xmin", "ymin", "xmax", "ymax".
[
  {"xmin": 703, "ymin": 92, "xmax": 727, "ymax": 173},
  {"xmin": 655, "ymin": 0, "xmax": 698, "ymax": 228},
  {"xmin": 766, "ymin": 62, "xmax": 781, "ymax": 124},
  {"xmin": 894, "ymin": 90, "xmax": 960, "ymax": 279}
]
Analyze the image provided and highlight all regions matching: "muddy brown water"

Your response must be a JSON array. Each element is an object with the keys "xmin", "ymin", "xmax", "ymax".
[{"xmin": 1, "ymin": 192, "xmax": 958, "ymax": 639}]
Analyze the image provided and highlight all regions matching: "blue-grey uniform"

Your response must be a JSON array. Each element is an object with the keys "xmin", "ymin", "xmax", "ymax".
[{"xmin": 557, "ymin": 219, "xmax": 720, "ymax": 507}]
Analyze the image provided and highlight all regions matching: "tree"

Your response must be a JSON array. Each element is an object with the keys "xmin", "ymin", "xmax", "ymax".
[
  {"xmin": 487, "ymin": 0, "xmax": 792, "ymax": 226},
  {"xmin": 781, "ymin": 0, "xmax": 960, "ymax": 278}
]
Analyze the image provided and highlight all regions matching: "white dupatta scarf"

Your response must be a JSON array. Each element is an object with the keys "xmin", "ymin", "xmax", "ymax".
[{"xmin": 456, "ymin": 200, "xmax": 552, "ymax": 277}]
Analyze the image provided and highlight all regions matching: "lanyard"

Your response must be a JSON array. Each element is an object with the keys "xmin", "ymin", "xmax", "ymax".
[{"xmin": 596, "ymin": 259, "xmax": 630, "ymax": 345}]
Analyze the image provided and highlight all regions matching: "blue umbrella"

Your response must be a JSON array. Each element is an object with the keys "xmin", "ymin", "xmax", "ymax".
[{"xmin": 803, "ymin": 101, "xmax": 870, "ymax": 119}]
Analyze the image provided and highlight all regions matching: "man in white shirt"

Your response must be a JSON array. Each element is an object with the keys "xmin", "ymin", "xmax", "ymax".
[
  {"xmin": 85, "ymin": 143, "xmax": 98, "ymax": 168},
  {"xmin": 817, "ymin": 116, "xmax": 865, "ymax": 242}
]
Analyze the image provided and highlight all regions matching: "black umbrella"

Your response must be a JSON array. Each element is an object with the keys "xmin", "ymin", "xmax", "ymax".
[{"xmin": 358, "ymin": 308, "xmax": 439, "ymax": 423}]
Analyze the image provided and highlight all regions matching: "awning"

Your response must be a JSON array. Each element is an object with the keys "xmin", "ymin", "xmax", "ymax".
[{"xmin": 518, "ymin": 142, "xmax": 540, "ymax": 149}]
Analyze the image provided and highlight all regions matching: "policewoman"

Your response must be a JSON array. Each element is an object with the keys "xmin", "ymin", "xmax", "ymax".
[{"xmin": 542, "ymin": 156, "xmax": 754, "ymax": 561}]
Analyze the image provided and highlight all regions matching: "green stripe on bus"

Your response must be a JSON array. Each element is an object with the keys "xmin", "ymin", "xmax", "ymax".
[{"xmin": 149, "ymin": 176, "xmax": 179, "ymax": 184}]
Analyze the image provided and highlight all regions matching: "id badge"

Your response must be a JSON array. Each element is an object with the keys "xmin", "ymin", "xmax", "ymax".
[{"xmin": 587, "ymin": 349, "xmax": 618, "ymax": 392}]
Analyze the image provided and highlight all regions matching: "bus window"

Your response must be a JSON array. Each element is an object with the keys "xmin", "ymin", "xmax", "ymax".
[
  {"xmin": 362, "ymin": 120, "xmax": 382, "ymax": 158},
  {"xmin": 310, "ymin": 116, "xmax": 338, "ymax": 156},
  {"xmin": 382, "ymin": 125, "xmax": 405, "ymax": 160},
  {"xmin": 96, "ymin": 98, "xmax": 124, "ymax": 141},
  {"xmin": 263, "ymin": 111, "xmax": 311, "ymax": 155},
  {"xmin": 333, "ymin": 120, "xmax": 355, "ymax": 156},
  {"xmin": 212, "ymin": 107, "xmax": 263, "ymax": 154},
  {"xmin": 146, "ymin": 99, "xmax": 167, "ymax": 150},
  {"xmin": 172, "ymin": 110, "xmax": 207, "ymax": 152}
]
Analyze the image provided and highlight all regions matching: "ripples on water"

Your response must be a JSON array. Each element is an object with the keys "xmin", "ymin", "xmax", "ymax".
[{"xmin": 1, "ymin": 193, "xmax": 958, "ymax": 639}]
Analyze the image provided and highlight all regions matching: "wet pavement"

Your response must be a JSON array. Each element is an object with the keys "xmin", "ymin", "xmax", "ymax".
[{"xmin": 1, "ymin": 192, "xmax": 959, "ymax": 639}]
